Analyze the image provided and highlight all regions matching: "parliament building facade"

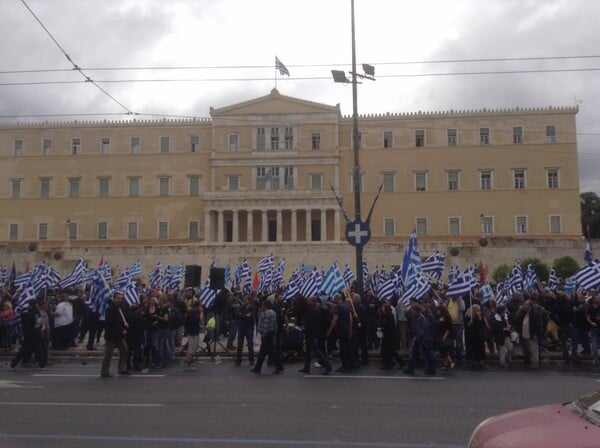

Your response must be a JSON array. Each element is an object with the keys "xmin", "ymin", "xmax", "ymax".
[{"xmin": 0, "ymin": 89, "xmax": 583, "ymax": 272}]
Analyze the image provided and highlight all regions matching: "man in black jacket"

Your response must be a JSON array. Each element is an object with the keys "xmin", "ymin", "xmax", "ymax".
[
  {"xmin": 100, "ymin": 292, "xmax": 129, "ymax": 377},
  {"xmin": 299, "ymin": 296, "xmax": 332, "ymax": 374},
  {"xmin": 11, "ymin": 297, "xmax": 48, "ymax": 369}
]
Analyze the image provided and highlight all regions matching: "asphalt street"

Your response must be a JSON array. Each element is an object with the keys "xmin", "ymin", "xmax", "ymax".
[{"xmin": 1, "ymin": 357, "xmax": 598, "ymax": 448}]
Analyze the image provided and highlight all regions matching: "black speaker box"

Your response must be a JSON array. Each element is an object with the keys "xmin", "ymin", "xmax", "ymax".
[
  {"xmin": 209, "ymin": 267, "xmax": 226, "ymax": 290},
  {"xmin": 184, "ymin": 265, "xmax": 202, "ymax": 288}
]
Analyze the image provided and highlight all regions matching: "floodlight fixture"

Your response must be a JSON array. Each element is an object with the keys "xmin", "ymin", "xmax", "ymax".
[{"xmin": 331, "ymin": 70, "xmax": 350, "ymax": 83}]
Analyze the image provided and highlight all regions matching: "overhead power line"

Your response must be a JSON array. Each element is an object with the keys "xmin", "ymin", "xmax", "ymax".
[{"xmin": 19, "ymin": 0, "xmax": 134, "ymax": 115}]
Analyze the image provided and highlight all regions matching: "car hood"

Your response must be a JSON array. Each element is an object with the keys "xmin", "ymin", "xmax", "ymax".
[{"xmin": 470, "ymin": 404, "xmax": 600, "ymax": 448}]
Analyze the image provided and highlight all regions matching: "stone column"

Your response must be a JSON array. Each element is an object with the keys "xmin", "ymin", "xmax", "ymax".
[
  {"xmin": 204, "ymin": 209, "xmax": 211, "ymax": 242},
  {"xmin": 321, "ymin": 209, "xmax": 327, "ymax": 241},
  {"xmin": 232, "ymin": 209, "xmax": 239, "ymax": 243},
  {"xmin": 217, "ymin": 210, "xmax": 224, "ymax": 243},
  {"xmin": 291, "ymin": 209, "xmax": 297, "ymax": 242},
  {"xmin": 276, "ymin": 209, "xmax": 283, "ymax": 242},
  {"xmin": 306, "ymin": 208, "xmax": 311, "ymax": 242},
  {"xmin": 262, "ymin": 210, "xmax": 268, "ymax": 242},
  {"xmin": 334, "ymin": 209, "xmax": 340, "ymax": 241},
  {"xmin": 247, "ymin": 210, "xmax": 253, "ymax": 243}
]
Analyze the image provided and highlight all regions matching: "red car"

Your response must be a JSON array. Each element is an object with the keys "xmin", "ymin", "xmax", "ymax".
[{"xmin": 468, "ymin": 390, "xmax": 600, "ymax": 448}]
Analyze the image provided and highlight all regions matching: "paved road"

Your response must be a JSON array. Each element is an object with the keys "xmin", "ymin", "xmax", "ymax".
[{"xmin": 1, "ymin": 358, "xmax": 598, "ymax": 448}]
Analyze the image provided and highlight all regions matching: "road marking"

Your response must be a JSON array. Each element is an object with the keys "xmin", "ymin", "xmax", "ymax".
[
  {"xmin": 0, "ymin": 433, "xmax": 463, "ymax": 447},
  {"xmin": 0, "ymin": 402, "xmax": 162, "ymax": 407},
  {"xmin": 0, "ymin": 380, "xmax": 43, "ymax": 389},
  {"xmin": 305, "ymin": 374, "xmax": 445, "ymax": 381},
  {"xmin": 32, "ymin": 374, "xmax": 165, "ymax": 378}
]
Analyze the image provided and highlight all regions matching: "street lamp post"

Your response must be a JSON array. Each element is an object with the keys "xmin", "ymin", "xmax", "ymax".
[{"xmin": 332, "ymin": 0, "xmax": 375, "ymax": 300}]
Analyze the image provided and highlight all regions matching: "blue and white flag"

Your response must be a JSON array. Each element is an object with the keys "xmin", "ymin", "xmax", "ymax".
[
  {"xmin": 240, "ymin": 259, "xmax": 251, "ymax": 279},
  {"xmin": 275, "ymin": 56, "xmax": 290, "ymax": 76},
  {"xmin": 573, "ymin": 260, "xmax": 600, "ymax": 291},
  {"xmin": 257, "ymin": 253, "xmax": 274, "ymax": 273},
  {"xmin": 342, "ymin": 264, "xmax": 354, "ymax": 287},
  {"xmin": 15, "ymin": 284, "xmax": 37, "ymax": 314},
  {"xmin": 321, "ymin": 263, "xmax": 345, "ymax": 297},
  {"xmin": 401, "ymin": 230, "xmax": 420, "ymax": 283},
  {"xmin": 378, "ymin": 272, "xmax": 399, "ymax": 300},
  {"xmin": 480, "ymin": 282, "xmax": 494, "ymax": 305},
  {"xmin": 123, "ymin": 280, "xmax": 140, "ymax": 307},
  {"xmin": 199, "ymin": 279, "xmax": 217, "ymax": 308},
  {"xmin": 59, "ymin": 258, "xmax": 87, "ymax": 290},
  {"xmin": 89, "ymin": 274, "xmax": 113, "ymax": 316},
  {"xmin": 113, "ymin": 260, "xmax": 142, "ymax": 290},
  {"xmin": 300, "ymin": 268, "xmax": 321, "ymax": 298},
  {"xmin": 401, "ymin": 272, "xmax": 431, "ymax": 306},
  {"xmin": 283, "ymin": 278, "xmax": 300, "ymax": 301},
  {"xmin": 445, "ymin": 269, "xmax": 473, "ymax": 298},
  {"xmin": 148, "ymin": 262, "xmax": 163, "ymax": 289},
  {"xmin": 525, "ymin": 264, "xmax": 539, "ymax": 290},
  {"xmin": 548, "ymin": 268, "xmax": 558, "ymax": 291},
  {"xmin": 421, "ymin": 251, "xmax": 445, "ymax": 282}
]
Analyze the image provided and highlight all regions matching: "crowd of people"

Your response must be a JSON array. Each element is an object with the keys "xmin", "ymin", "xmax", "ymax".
[{"xmin": 2, "ymin": 280, "xmax": 599, "ymax": 377}]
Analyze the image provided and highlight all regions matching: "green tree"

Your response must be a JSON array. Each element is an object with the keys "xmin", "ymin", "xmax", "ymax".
[
  {"xmin": 580, "ymin": 192, "xmax": 600, "ymax": 238},
  {"xmin": 493, "ymin": 263, "xmax": 511, "ymax": 284},
  {"xmin": 552, "ymin": 256, "xmax": 580, "ymax": 280}
]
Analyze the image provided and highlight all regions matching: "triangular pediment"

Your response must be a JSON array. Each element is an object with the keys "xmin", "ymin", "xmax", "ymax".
[{"xmin": 210, "ymin": 89, "xmax": 340, "ymax": 117}]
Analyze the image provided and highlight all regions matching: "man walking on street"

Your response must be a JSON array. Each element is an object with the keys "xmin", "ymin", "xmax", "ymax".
[{"xmin": 101, "ymin": 292, "xmax": 129, "ymax": 378}]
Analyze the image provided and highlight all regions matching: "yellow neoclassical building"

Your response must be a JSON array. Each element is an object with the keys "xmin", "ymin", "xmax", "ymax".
[{"xmin": 0, "ymin": 89, "xmax": 581, "ymax": 269}]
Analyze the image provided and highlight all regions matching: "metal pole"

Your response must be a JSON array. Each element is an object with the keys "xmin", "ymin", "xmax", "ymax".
[{"xmin": 351, "ymin": 0, "xmax": 364, "ymax": 299}]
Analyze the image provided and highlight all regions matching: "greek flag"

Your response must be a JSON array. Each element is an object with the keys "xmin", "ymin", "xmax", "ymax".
[
  {"xmin": 59, "ymin": 258, "xmax": 87, "ymax": 290},
  {"xmin": 113, "ymin": 260, "xmax": 142, "ymax": 290},
  {"xmin": 447, "ymin": 264, "xmax": 460, "ymax": 285},
  {"xmin": 525, "ymin": 264, "xmax": 539, "ymax": 290},
  {"xmin": 342, "ymin": 264, "xmax": 354, "ymax": 286},
  {"xmin": 401, "ymin": 272, "xmax": 431, "ymax": 306},
  {"xmin": 321, "ymin": 263, "xmax": 345, "ymax": 297},
  {"xmin": 240, "ymin": 259, "xmax": 251, "ymax": 279},
  {"xmin": 564, "ymin": 276, "xmax": 577, "ymax": 294},
  {"xmin": 257, "ymin": 253, "xmax": 274, "ymax": 273},
  {"xmin": 378, "ymin": 272, "xmax": 399, "ymax": 300},
  {"xmin": 510, "ymin": 264, "xmax": 524, "ymax": 291},
  {"xmin": 89, "ymin": 274, "xmax": 113, "ymax": 316},
  {"xmin": 15, "ymin": 284, "xmax": 37, "ymax": 314},
  {"xmin": 275, "ymin": 56, "xmax": 290, "ymax": 76},
  {"xmin": 574, "ymin": 259, "xmax": 600, "ymax": 290},
  {"xmin": 480, "ymin": 282, "xmax": 494, "ymax": 305},
  {"xmin": 445, "ymin": 269, "xmax": 473, "ymax": 298},
  {"xmin": 283, "ymin": 278, "xmax": 300, "ymax": 301},
  {"xmin": 421, "ymin": 251, "xmax": 445, "ymax": 282},
  {"xmin": 199, "ymin": 279, "xmax": 216, "ymax": 308},
  {"xmin": 300, "ymin": 268, "xmax": 321, "ymax": 298},
  {"xmin": 148, "ymin": 262, "xmax": 163, "ymax": 289},
  {"xmin": 123, "ymin": 280, "xmax": 140, "ymax": 306},
  {"xmin": 548, "ymin": 268, "xmax": 558, "ymax": 291},
  {"xmin": 401, "ymin": 230, "xmax": 420, "ymax": 283}
]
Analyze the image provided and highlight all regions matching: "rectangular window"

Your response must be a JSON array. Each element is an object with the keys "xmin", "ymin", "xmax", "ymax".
[
  {"xmin": 284, "ymin": 166, "xmax": 294, "ymax": 189},
  {"xmin": 9, "ymin": 223, "xmax": 18, "ymax": 240},
  {"xmin": 513, "ymin": 126, "xmax": 523, "ymax": 144},
  {"xmin": 310, "ymin": 174, "xmax": 323, "ymax": 190},
  {"xmin": 516, "ymin": 216, "xmax": 528, "ymax": 234},
  {"xmin": 68, "ymin": 221, "xmax": 78, "ymax": 240},
  {"xmin": 130, "ymin": 137, "xmax": 141, "ymax": 153},
  {"xmin": 416, "ymin": 218, "xmax": 427, "ymax": 236},
  {"xmin": 383, "ymin": 173, "xmax": 395, "ymax": 192},
  {"xmin": 284, "ymin": 127, "xmax": 294, "ymax": 150},
  {"xmin": 480, "ymin": 170, "xmax": 493, "ymax": 190},
  {"xmin": 415, "ymin": 172, "xmax": 427, "ymax": 191},
  {"xmin": 350, "ymin": 173, "xmax": 364, "ymax": 193},
  {"xmin": 447, "ymin": 171, "xmax": 459, "ymax": 191},
  {"xmin": 228, "ymin": 176, "xmax": 239, "ymax": 191},
  {"xmin": 13, "ymin": 139, "xmax": 23, "ymax": 156},
  {"xmin": 549, "ymin": 215, "xmax": 562, "ymax": 234},
  {"xmin": 270, "ymin": 127, "xmax": 279, "ymax": 150},
  {"xmin": 158, "ymin": 177, "xmax": 170, "ymax": 196},
  {"xmin": 311, "ymin": 132, "xmax": 321, "ymax": 150},
  {"xmin": 383, "ymin": 131, "xmax": 394, "ymax": 149},
  {"xmin": 158, "ymin": 221, "xmax": 169, "ymax": 239},
  {"xmin": 480, "ymin": 127, "xmax": 490, "ymax": 145},
  {"xmin": 38, "ymin": 223, "xmax": 48, "ymax": 240},
  {"xmin": 71, "ymin": 138, "xmax": 81, "ymax": 155},
  {"xmin": 100, "ymin": 137, "xmax": 110, "ymax": 154},
  {"xmin": 447, "ymin": 129, "xmax": 457, "ymax": 146},
  {"xmin": 256, "ymin": 128, "xmax": 266, "ymax": 151},
  {"xmin": 69, "ymin": 178, "xmax": 80, "ymax": 198},
  {"xmin": 42, "ymin": 138, "xmax": 52, "ymax": 155},
  {"xmin": 546, "ymin": 125, "xmax": 556, "ymax": 143},
  {"xmin": 482, "ymin": 216, "xmax": 494, "ymax": 235},
  {"xmin": 449, "ymin": 217, "xmax": 460, "ymax": 235},
  {"xmin": 384, "ymin": 218, "xmax": 395, "ymax": 236},
  {"xmin": 98, "ymin": 222, "xmax": 108, "ymax": 239},
  {"xmin": 160, "ymin": 136, "xmax": 170, "ymax": 153},
  {"xmin": 128, "ymin": 177, "xmax": 139, "ymax": 197},
  {"xmin": 128, "ymin": 222, "xmax": 138, "ymax": 239},
  {"xmin": 40, "ymin": 179, "xmax": 51, "ymax": 198},
  {"xmin": 189, "ymin": 221, "xmax": 200, "ymax": 239},
  {"xmin": 270, "ymin": 167, "xmax": 280, "ymax": 189},
  {"xmin": 513, "ymin": 169, "xmax": 526, "ymax": 189},
  {"xmin": 11, "ymin": 179, "xmax": 21, "ymax": 199},
  {"xmin": 256, "ymin": 167, "xmax": 267, "ymax": 190},
  {"xmin": 229, "ymin": 134, "xmax": 239, "ymax": 151},
  {"xmin": 547, "ymin": 168, "xmax": 559, "ymax": 189},
  {"xmin": 190, "ymin": 135, "xmax": 199, "ymax": 153},
  {"xmin": 99, "ymin": 178, "xmax": 110, "ymax": 198},
  {"xmin": 415, "ymin": 129, "xmax": 425, "ymax": 147},
  {"xmin": 189, "ymin": 176, "xmax": 200, "ymax": 196}
]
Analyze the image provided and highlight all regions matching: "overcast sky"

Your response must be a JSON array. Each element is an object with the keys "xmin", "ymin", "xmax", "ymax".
[{"xmin": 2, "ymin": 0, "xmax": 599, "ymax": 192}]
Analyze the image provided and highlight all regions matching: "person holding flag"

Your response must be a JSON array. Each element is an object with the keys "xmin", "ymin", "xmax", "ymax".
[{"xmin": 101, "ymin": 292, "xmax": 130, "ymax": 377}]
